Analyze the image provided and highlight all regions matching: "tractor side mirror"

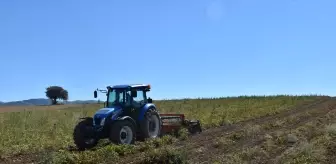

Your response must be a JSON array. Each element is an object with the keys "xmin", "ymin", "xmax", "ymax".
[
  {"xmin": 148, "ymin": 97, "xmax": 153, "ymax": 103},
  {"xmin": 94, "ymin": 90, "xmax": 97, "ymax": 98},
  {"xmin": 131, "ymin": 90, "xmax": 137, "ymax": 97}
]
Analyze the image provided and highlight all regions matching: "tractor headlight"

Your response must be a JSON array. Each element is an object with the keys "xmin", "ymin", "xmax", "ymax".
[{"xmin": 100, "ymin": 118, "xmax": 106, "ymax": 126}]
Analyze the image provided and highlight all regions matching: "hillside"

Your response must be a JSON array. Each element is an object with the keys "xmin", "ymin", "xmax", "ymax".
[{"xmin": 0, "ymin": 98, "xmax": 97, "ymax": 106}]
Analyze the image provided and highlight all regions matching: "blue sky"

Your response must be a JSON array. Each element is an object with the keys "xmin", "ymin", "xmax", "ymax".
[{"xmin": 1, "ymin": 0, "xmax": 335, "ymax": 102}]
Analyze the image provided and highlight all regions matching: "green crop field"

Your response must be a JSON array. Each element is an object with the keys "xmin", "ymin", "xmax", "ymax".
[{"xmin": 1, "ymin": 95, "xmax": 335, "ymax": 164}]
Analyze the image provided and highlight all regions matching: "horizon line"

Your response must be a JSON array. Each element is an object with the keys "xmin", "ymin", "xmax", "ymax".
[{"xmin": 0, "ymin": 93, "xmax": 331, "ymax": 103}]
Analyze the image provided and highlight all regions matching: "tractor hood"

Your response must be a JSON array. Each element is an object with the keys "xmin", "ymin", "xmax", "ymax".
[
  {"xmin": 94, "ymin": 106, "xmax": 122, "ymax": 116},
  {"xmin": 93, "ymin": 106, "xmax": 123, "ymax": 125}
]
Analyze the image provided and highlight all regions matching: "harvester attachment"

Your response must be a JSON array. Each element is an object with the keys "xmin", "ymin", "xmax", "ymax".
[
  {"xmin": 183, "ymin": 119, "xmax": 202, "ymax": 134},
  {"xmin": 160, "ymin": 114, "xmax": 202, "ymax": 136}
]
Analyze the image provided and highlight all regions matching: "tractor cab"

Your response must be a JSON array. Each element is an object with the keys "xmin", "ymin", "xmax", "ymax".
[
  {"xmin": 94, "ymin": 84, "xmax": 152, "ymax": 108},
  {"xmin": 94, "ymin": 84, "xmax": 152, "ymax": 113}
]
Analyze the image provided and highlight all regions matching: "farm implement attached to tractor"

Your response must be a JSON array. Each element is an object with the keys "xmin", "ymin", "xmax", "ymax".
[{"xmin": 73, "ymin": 84, "xmax": 202, "ymax": 150}]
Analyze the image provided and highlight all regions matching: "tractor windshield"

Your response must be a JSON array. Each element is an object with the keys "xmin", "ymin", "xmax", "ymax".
[{"xmin": 106, "ymin": 89, "xmax": 125, "ymax": 107}]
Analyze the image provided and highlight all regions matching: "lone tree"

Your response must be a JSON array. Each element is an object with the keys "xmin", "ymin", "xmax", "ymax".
[{"xmin": 45, "ymin": 86, "xmax": 69, "ymax": 105}]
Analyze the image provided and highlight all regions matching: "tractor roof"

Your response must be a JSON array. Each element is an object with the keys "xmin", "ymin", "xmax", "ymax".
[{"xmin": 108, "ymin": 84, "xmax": 151, "ymax": 89}]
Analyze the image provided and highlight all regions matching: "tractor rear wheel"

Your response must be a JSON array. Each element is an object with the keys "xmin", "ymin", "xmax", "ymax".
[
  {"xmin": 109, "ymin": 120, "xmax": 136, "ymax": 144},
  {"xmin": 141, "ymin": 108, "xmax": 162, "ymax": 139},
  {"xmin": 73, "ymin": 117, "xmax": 98, "ymax": 150}
]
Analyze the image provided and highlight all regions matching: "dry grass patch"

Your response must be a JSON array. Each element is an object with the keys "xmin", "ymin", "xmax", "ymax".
[
  {"xmin": 272, "ymin": 122, "xmax": 336, "ymax": 164},
  {"xmin": 137, "ymin": 147, "xmax": 187, "ymax": 164},
  {"xmin": 213, "ymin": 137, "xmax": 236, "ymax": 149}
]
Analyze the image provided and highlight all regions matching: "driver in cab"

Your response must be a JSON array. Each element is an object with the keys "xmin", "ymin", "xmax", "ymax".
[{"xmin": 126, "ymin": 92, "xmax": 141, "ymax": 107}]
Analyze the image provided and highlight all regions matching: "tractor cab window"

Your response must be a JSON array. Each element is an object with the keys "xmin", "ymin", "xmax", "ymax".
[
  {"xmin": 126, "ymin": 91, "xmax": 132, "ymax": 106},
  {"xmin": 133, "ymin": 90, "xmax": 145, "ymax": 106},
  {"xmin": 107, "ymin": 89, "xmax": 125, "ymax": 107},
  {"xmin": 125, "ymin": 89, "xmax": 146, "ymax": 108},
  {"xmin": 118, "ymin": 92, "xmax": 124, "ymax": 103}
]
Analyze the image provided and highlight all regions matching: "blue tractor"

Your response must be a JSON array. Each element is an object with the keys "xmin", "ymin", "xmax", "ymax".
[{"xmin": 73, "ymin": 84, "xmax": 163, "ymax": 150}]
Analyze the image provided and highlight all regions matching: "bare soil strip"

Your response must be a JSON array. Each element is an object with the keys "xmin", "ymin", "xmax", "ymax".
[
  {"xmin": 177, "ymin": 97, "xmax": 330, "ymax": 150},
  {"xmin": 120, "ymin": 97, "xmax": 331, "ymax": 163},
  {"xmin": 210, "ymin": 108, "xmax": 336, "ymax": 164},
  {"xmin": 187, "ymin": 98, "xmax": 336, "ymax": 164},
  {"xmin": 266, "ymin": 111, "xmax": 336, "ymax": 164}
]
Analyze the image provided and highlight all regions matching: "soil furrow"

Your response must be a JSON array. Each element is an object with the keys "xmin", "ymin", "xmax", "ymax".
[
  {"xmin": 189, "ymin": 97, "xmax": 328, "ymax": 138},
  {"xmin": 173, "ymin": 97, "xmax": 329, "ymax": 148},
  {"xmin": 191, "ymin": 99, "xmax": 336, "ymax": 164},
  {"xmin": 205, "ymin": 108, "xmax": 336, "ymax": 164},
  {"xmin": 174, "ymin": 98, "xmax": 332, "ymax": 150},
  {"xmin": 266, "ymin": 110, "xmax": 336, "ymax": 164}
]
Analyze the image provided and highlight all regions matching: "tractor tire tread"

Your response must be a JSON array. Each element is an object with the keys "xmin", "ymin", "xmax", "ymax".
[
  {"xmin": 140, "ymin": 108, "xmax": 162, "ymax": 139},
  {"xmin": 73, "ymin": 117, "xmax": 98, "ymax": 150},
  {"xmin": 109, "ymin": 120, "xmax": 136, "ymax": 144}
]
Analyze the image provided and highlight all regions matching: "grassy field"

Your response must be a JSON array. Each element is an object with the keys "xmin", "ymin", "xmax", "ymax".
[
  {"xmin": 0, "ymin": 104, "xmax": 83, "ymax": 113},
  {"xmin": 0, "ymin": 95, "xmax": 332, "ymax": 164}
]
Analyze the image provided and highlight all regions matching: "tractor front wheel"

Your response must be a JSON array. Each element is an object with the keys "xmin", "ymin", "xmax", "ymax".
[
  {"xmin": 109, "ymin": 120, "xmax": 136, "ymax": 144},
  {"xmin": 73, "ymin": 117, "xmax": 98, "ymax": 150}
]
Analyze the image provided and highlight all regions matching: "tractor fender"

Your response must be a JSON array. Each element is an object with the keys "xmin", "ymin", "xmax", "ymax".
[
  {"xmin": 117, "ymin": 116, "xmax": 137, "ymax": 129},
  {"xmin": 138, "ymin": 103, "xmax": 157, "ymax": 121}
]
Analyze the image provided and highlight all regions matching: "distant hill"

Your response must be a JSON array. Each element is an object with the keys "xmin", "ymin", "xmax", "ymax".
[{"xmin": 0, "ymin": 98, "xmax": 98, "ymax": 106}]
